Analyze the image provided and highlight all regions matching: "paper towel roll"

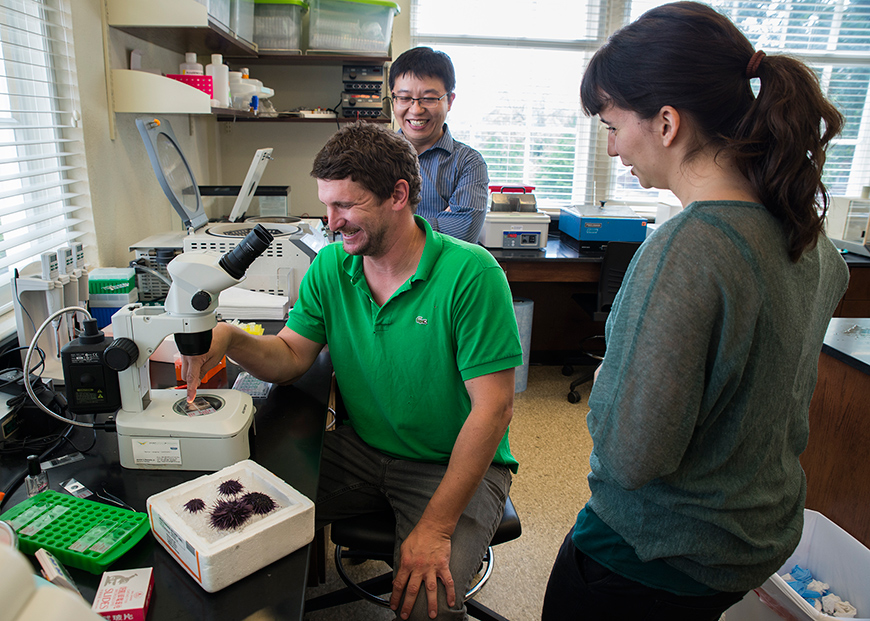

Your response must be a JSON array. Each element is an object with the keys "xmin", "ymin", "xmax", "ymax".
[{"xmin": 513, "ymin": 297, "xmax": 534, "ymax": 392}]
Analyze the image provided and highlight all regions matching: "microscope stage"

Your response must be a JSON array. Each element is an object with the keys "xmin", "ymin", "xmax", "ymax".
[{"xmin": 116, "ymin": 389, "xmax": 255, "ymax": 471}]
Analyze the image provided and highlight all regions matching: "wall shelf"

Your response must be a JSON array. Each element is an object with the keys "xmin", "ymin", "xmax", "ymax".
[
  {"xmin": 234, "ymin": 53, "xmax": 391, "ymax": 66},
  {"xmin": 215, "ymin": 115, "xmax": 390, "ymax": 123},
  {"xmin": 104, "ymin": 0, "xmax": 390, "ymax": 122},
  {"xmin": 112, "ymin": 69, "xmax": 212, "ymax": 114},
  {"xmin": 107, "ymin": 0, "xmax": 257, "ymax": 57}
]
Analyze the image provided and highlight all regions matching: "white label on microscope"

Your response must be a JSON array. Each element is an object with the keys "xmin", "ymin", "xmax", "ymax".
[{"xmin": 131, "ymin": 439, "xmax": 182, "ymax": 466}]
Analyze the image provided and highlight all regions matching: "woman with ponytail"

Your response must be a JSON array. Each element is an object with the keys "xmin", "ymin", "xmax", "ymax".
[{"xmin": 542, "ymin": 3, "xmax": 849, "ymax": 619}]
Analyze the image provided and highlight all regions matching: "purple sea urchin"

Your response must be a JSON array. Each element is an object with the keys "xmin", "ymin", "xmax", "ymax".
[
  {"xmin": 209, "ymin": 499, "xmax": 253, "ymax": 530},
  {"xmin": 241, "ymin": 492, "xmax": 276, "ymax": 516},
  {"xmin": 184, "ymin": 498, "xmax": 206, "ymax": 513},
  {"xmin": 217, "ymin": 478, "xmax": 244, "ymax": 497}
]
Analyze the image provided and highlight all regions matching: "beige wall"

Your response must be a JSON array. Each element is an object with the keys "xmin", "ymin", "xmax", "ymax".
[{"xmin": 71, "ymin": 0, "xmax": 411, "ymax": 269}]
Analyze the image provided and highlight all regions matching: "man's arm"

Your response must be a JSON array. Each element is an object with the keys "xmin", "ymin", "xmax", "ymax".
[
  {"xmin": 389, "ymin": 367, "xmax": 514, "ymax": 620},
  {"xmin": 430, "ymin": 151, "xmax": 488, "ymax": 243},
  {"xmin": 181, "ymin": 323, "xmax": 324, "ymax": 402}
]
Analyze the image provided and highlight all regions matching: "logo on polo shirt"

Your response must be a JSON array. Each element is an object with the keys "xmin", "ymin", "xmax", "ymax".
[{"xmin": 416, "ymin": 316, "xmax": 428, "ymax": 325}]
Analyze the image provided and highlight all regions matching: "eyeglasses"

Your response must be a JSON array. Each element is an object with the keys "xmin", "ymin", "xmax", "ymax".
[{"xmin": 389, "ymin": 93, "xmax": 450, "ymax": 109}]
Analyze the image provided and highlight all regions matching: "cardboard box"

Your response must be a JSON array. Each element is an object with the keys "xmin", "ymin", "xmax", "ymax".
[
  {"xmin": 146, "ymin": 459, "xmax": 314, "ymax": 593},
  {"xmin": 91, "ymin": 567, "xmax": 153, "ymax": 621}
]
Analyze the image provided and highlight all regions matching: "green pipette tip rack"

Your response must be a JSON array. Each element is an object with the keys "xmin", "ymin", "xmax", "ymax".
[{"xmin": 0, "ymin": 490, "xmax": 149, "ymax": 574}]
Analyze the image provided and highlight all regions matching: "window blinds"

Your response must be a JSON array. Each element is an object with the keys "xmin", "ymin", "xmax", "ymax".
[{"xmin": 0, "ymin": 0, "xmax": 91, "ymax": 311}]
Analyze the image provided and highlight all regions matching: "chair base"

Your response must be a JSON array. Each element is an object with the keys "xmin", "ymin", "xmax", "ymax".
[{"xmin": 305, "ymin": 545, "xmax": 503, "ymax": 620}]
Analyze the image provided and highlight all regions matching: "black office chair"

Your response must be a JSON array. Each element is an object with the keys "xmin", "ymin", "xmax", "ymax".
[
  {"xmin": 305, "ymin": 496, "xmax": 522, "ymax": 621},
  {"xmin": 564, "ymin": 241, "xmax": 641, "ymax": 403}
]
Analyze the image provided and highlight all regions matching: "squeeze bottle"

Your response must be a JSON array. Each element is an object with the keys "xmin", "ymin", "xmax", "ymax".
[
  {"xmin": 206, "ymin": 54, "xmax": 230, "ymax": 107},
  {"xmin": 180, "ymin": 52, "xmax": 203, "ymax": 75}
]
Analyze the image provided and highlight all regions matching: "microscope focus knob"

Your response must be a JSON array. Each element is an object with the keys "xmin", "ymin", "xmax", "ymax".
[
  {"xmin": 191, "ymin": 290, "xmax": 212, "ymax": 311},
  {"xmin": 104, "ymin": 338, "xmax": 139, "ymax": 371}
]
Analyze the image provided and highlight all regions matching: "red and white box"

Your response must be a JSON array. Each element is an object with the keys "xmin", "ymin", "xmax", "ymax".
[{"xmin": 91, "ymin": 567, "xmax": 154, "ymax": 621}]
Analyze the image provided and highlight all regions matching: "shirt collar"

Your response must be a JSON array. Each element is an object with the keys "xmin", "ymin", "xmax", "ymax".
[
  {"xmin": 398, "ymin": 124, "xmax": 454, "ymax": 155},
  {"xmin": 340, "ymin": 215, "xmax": 443, "ymax": 285},
  {"xmin": 412, "ymin": 214, "xmax": 442, "ymax": 282}
]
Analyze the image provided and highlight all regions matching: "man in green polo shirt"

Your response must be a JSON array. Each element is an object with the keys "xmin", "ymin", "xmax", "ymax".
[{"xmin": 182, "ymin": 122, "xmax": 522, "ymax": 621}]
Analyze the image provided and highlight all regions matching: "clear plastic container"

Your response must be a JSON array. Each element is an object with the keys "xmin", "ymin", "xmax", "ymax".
[
  {"xmin": 230, "ymin": 0, "xmax": 255, "ymax": 43},
  {"xmin": 194, "ymin": 0, "xmax": 232, "ymax": 28},
  {"xmin": 308, "ymin": 0, "xmax": 400, "ymax": 54},
  {"xmin": 254, "ymin": 0, "xmax": 307, "ymax": 52}
]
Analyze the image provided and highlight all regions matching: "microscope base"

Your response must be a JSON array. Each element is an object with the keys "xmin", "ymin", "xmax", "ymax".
[{"xmin": 117, "ymin": 389, "xmax": 254, "ymax": 471}]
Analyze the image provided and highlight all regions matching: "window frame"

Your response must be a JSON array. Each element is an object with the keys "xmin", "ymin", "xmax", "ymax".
[{"xmin": 410, "ymin": 0, "xmax": 870, "ymax": 215}]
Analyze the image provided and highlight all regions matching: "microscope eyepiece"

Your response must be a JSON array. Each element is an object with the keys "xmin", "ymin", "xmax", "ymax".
[{"xmin": 218, "ymin": 223, "xmax": 274, "ymax": 280}]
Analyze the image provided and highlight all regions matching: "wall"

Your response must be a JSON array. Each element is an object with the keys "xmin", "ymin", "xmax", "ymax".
[
  {"xmin": 216, "ymin": 0, "xmax": 411, "ymax": 219},
  {"xmin": 70, "ymin": 0, "xmax": 411, "ymax": 269}
]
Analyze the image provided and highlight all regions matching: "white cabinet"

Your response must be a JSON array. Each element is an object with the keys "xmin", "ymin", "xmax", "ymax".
[{"xmin": 105, "ymin": 0, "xmax": 256, "ymax": 116}]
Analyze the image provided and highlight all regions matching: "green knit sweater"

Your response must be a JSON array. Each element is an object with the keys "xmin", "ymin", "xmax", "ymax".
[{"xmin": 581, "ymin": 201, "xmax": 849, "ymax": 592}]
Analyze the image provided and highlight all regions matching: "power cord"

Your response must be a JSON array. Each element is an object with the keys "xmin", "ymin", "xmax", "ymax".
[
  {"xmin": 0, "ymin": 424, "xmax": 73, "ymax": 512},
  {"xmin": 22, "ymin": 306, "xmax": 116, "ymax": 432},
  {"xmin": 129, "ymin": 258, "xmax": 172, "ymax": 288}
]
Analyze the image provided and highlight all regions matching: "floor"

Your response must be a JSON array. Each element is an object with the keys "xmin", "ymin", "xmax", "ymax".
[{"xmin": 301, "ymin": 364, "xmax": 596, "ymax": 621}]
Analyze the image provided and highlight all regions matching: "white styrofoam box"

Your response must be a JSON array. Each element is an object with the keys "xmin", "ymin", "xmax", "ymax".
[
  {"xmin": 756, "ymin": 510, "xmax": 870, "ymax": 620},
  {"xmin": 146, "ymin": 459, "xmax": 314, "ymax": 593}
]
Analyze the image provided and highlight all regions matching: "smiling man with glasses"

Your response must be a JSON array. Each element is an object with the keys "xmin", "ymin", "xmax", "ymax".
[{"xmin": 388, "ymin": 47, "xmax": 489, "ymax": 244}]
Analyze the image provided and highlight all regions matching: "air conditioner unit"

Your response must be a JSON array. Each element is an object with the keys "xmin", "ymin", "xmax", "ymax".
[{"xmin": 827, "ymin": 196, "xmax": 870, "ymax": 258}]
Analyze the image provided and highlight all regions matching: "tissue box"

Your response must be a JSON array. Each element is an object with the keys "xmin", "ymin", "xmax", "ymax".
[{"xmin": 146, "ymin": 460, "xmax": 314, "ymax": 593}]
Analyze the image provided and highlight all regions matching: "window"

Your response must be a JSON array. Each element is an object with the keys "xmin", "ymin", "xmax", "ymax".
[
  {"xmin": 411, "ymin": 0, "xmax": 870, "ymax": 214},
  {"xmin": 0, "ymin": 0, "xmax": 92, "ymax": 314}
]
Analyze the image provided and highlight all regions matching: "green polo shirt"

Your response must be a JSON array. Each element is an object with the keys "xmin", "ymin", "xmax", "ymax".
[{"xmin": 286, "ymin": 216, "xmax": 522, "ymax": 471}]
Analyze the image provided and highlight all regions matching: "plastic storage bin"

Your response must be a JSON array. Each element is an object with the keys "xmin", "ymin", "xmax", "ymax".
[
  {"xmin": 88, "ymin": 267, "xmax": 136, "ymax": 295},
  {"xmin": 308, "ymin": 0, "xmax": 400, "ymax": 54},
  {"xmin": 89, "ymin": 288, "xmax": 139, "ymax": 329},
  {"xmin": 195, "ymin": 0, "xmax": 232, "ymax": 28},
  {"xmin": 754, "ymin": 510, "xmax": 870, "ymax": 620},
  {"xmin": 230, "ymin": 0, "xmax": 255, "ymax": 43},
  {"xmin": 167, "ymin": 74, "xmax": 214, "ymax": 97},
  {"xmin": 254, "ymin": 0, "xmax": 307, "ymax": 52}
]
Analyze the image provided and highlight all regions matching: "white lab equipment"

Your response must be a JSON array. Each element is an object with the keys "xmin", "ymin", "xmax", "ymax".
[
  {"xmin": 131, "ymin": 117, "xmax": 319, "ymax": 305},
  {"xmin": 12, "ymin": 252, "xmax": 70, "ymax": 382},
  {"xmin": 106, "ymin": 225, "xmax": 273, "ymax": 471}
]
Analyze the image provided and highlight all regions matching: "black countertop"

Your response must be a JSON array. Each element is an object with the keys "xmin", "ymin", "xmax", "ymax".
[{"xmin": 822, "ymin": 317, "xmax": 870, "ymax": 375}]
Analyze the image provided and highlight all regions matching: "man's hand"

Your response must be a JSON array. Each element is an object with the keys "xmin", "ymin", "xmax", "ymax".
[
  {"xmin": 180, "ymin": 323, "xmax": 233, "ymax": 402},
  {"xmin": 390, "ymin": 521, "xmax": 455, "ymax": 619}
]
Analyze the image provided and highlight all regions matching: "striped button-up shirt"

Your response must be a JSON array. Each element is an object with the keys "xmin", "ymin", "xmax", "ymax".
[{"xmin": 402, "ymin": 124, "xmax": 489, "ymax": 244}]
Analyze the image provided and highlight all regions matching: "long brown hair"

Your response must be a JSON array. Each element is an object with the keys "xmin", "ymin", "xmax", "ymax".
[{"xmin": 581, "ymin": 1, "xmax": 844, "ymax": 262}]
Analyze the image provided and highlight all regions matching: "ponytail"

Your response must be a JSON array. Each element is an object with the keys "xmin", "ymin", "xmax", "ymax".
[
  {"xmin": 729, "ymin": 55, "xmax": 844, "ymax": 262},
  {"xmin": 580, "ymin": 2, "xmax": 845, "ymax": 262}
]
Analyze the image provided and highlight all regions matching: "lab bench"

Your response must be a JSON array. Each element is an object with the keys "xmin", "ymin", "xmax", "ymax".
[
  {"xmin": 802, "ymin": 316, "xmax": 870, "ymax": 549},
  {"xmin": 0, "ymin": 348, "xmax": 333, "ymax": 621}
]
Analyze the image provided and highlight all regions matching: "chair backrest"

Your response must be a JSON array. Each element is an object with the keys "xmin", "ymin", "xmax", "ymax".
[{"xmin": 595, "ymin": 242, "xmax": 641, "ymax": 320}]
